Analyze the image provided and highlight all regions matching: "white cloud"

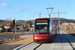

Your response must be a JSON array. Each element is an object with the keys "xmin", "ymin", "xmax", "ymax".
[
  {"xmin": 23, "ymin": 6, "xmax": 27, "ymax": 9},
  {"xmin": 18, "ymin": 6, "xmax": 27, "ymax": 10},
  {"xmin": 6, "ymin": 12, "xmax": 11, "ymax": 14},
  {"xmin": 6, "ymin": 17, "xmax": 13, "ymax": 20},
  {"xmin": 0, "ymin": 3, "xmax": 9, "ymax": 7},
  {"xmin": 18, "ymin": 7, "xmax": 23, "ymax": 10},
  {"xmin": 34, "ymin": 11, "xmax": 42, "ymax": 14},
  {"xmin": 34, "ymin": 11, "xmax": 46, "ymax": 15}
]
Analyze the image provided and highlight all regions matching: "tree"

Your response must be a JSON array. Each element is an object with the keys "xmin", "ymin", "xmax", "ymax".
[
  {"xmin": 25, "ymin": 20, "xmax": 32, "ymax": 30},
  {"xmin": 10, "ymin": 20, "xmax": 15, "ymax": 29},
  {"xmin": 0, "ymin": 26, "xmax": 3, "ymax": 32}
]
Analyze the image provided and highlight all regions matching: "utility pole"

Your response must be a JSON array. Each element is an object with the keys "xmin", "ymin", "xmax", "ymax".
[
  {"xmin": 27, "ymin": 20, "xmax": 30, "ymax": 32},
  {"xmin": 14, "ymin": 12, "xmax": 16, "ymax": 39},
  {"xmin": 28, "ymin": 23, "xmax": 30, "ymax": 32},
  {"xmin": 58, "ymin": 10, "xmax": 60, "ymax": 34},
  {"xmin": 39, "ymin": 14, "xmax": 41, "ymax": 17},
  {"xmin": 65, "ymin": 20, "xmax": 66, "ymax": 31},
  {"xmin": 70, "ymin": 23, "xmax": 71, "ymax": 30},
  {"xmin": 53, "ymin": 10, "xmax": 66, "ymax": 34}
]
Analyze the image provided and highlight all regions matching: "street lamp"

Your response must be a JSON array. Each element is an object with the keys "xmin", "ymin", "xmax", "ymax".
[{"xmin": 14, "ymin": 10, "xmax": 23, "ymax": 39}]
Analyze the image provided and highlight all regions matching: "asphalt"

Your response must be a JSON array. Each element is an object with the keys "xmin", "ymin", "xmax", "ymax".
[
  {"xmin": 0, "ymin": 32, "xmax": 33, "ymax": 41},
  {"xmin": 0, "ymin": 33, "xmax": 33, "ymax": 50},
  {"xmin": 14, "ymin": 31, "xmax": 75, "ymax": 50},
  {"xmin": 0, "ymin": 44, "xmax": 21, "ymax": 50}
]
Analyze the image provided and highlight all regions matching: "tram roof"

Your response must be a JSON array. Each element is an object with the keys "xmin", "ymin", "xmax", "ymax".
[{"xmin": 35, "ymin": 18, "xmax": 51, "ymax": 20}]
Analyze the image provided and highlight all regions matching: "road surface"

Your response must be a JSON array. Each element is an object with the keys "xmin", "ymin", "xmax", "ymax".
[{"xmin": 0, "ymin": 32, "xmax": 33, "ymax": 41}]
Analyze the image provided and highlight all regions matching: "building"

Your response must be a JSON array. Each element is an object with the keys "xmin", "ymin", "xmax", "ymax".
[
  {"xmin": 4, "ymin": 24, "xmax": 11, "ymax": 30},
  {"xmin": 60, "ymin": 23, "xmax": 75, "ymax": 30},
  {"xmin": 0, "ymin": 25, "xmax": 5, "ymax": 32},
  {"xmin": 30, "ymin": 24, "xmax": 34, "ymax": 31}
]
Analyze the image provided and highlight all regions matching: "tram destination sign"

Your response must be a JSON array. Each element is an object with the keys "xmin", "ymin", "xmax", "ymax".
[{"xmin": 36, "ymin": 20, "xmax": 48, "ymax": 22}]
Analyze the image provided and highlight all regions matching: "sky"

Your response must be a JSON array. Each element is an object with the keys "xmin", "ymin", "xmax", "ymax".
[{"xmin": 0, "ymin": 0, "xmax": 75, "ymax": 20}]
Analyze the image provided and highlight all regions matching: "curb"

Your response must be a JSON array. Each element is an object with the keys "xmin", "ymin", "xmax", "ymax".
[{"xmin": 19, "ymin": 35, "xmax": 33, "ymax": 38}]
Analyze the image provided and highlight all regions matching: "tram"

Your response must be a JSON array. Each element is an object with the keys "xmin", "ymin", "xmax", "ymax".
[{"xmin": 33, "ymin": 18, "xmax": 57, "ymax": 42}]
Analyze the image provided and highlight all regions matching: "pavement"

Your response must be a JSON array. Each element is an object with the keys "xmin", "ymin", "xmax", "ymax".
[{"xmin": 13, "ymin": 31, "xmax": 75, "ymax": 50}]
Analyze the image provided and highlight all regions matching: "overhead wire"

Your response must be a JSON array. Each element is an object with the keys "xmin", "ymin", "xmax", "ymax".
[
  {"xmin": 47, "ymin": 0, "xmax": 50, "ymax": 7},
  {"xmin": 46, "ymin": 0, "xmax": 51, "ymax": 16},
  {"xmin": 65, "ymin": 0, "xmax": 69, "ymax": 12},
  {"xmin": 64, "ymin": 0, "xmax": 69, "ymax": 16},
  {"xmin": 64, "ymin": 0, "xmax": 69, "ymax": 31}
]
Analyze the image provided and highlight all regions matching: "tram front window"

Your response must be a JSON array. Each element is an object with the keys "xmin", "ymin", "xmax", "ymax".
[{"xmin": 35, "ymin": 22, "xmax": 48, "ymax": 34}]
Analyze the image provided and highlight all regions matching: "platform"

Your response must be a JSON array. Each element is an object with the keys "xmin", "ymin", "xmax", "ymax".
[{"xmin": 13, "ymin": 31, "xmax": 75, "ymax": 50}]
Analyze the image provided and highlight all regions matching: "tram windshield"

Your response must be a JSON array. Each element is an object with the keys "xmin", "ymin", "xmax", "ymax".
[{"xmin": 35, "ymin": 20, "xmax": 49, "ymax": 34}]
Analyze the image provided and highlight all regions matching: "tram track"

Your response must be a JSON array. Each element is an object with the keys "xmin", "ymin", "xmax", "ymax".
[
  {"xmin": 62, "ymin": 31, "xmax": 75, "ymax": 50},
  {"xmin": 33, "ymin": 43, "xmax": 43, "ymax": 50}
]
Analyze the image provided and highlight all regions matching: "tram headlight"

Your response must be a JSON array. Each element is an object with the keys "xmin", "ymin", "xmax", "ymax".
[{"xmin": 35, "ymin": 37, "xmax": 37, "ymax": 39}]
